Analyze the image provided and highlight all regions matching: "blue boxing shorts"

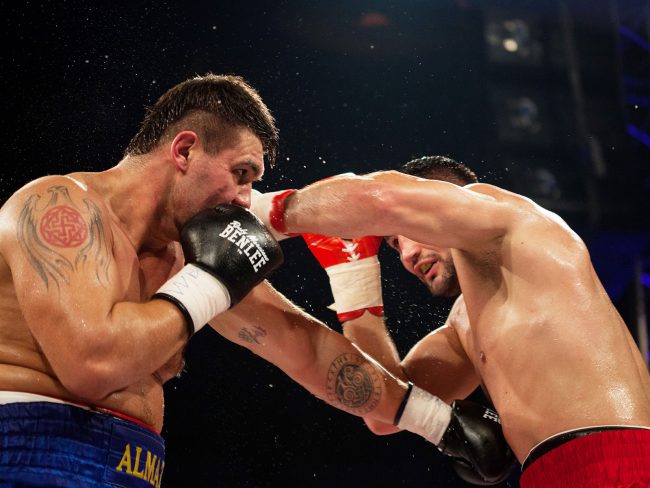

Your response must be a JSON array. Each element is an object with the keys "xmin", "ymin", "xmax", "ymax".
[{"xmin": 0, "ymin": 392, "xmax": 165, "ymax": 487}]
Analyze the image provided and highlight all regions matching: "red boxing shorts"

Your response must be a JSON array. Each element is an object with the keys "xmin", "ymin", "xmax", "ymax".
[
  {"xmin": 520, "ymin": 426, "xmax": 650, "ymax": 488},
  {"xmin": 0, "ymin": 396, "xmax": 165, "ymax": 487}
]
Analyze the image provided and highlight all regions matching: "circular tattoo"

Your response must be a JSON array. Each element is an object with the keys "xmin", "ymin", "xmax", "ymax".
[
  {"xmin": 326, "ymin": 353, "xmax": 381, "ymax": 415},
  {"xmin": 39, "ymin": 205, "xmax": 88, "ymax": 247}
]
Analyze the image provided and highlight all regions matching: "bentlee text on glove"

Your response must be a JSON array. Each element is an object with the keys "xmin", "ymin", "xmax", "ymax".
[{"xmin": 154, "ymin": 204, "xmax": 284, "ymax": 336}]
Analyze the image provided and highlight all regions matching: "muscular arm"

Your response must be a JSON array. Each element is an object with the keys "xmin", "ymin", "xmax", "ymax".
[
  {"xmin": 342, "ymin": 312, "xmax": 404, "ymax": 380},
  {"xmin": 339, "ymin": 312, "xmax": 406, "ymax": 434},
  {"xmin": 283, "ymin": 172, "xmax": 511, "ymax": 251},
  {"xmin": 0, "ymin": 178, "xmax": 188, "ymax": 400},
  {"xmin": 401, "ymin": 293, "xmax": 479, "ymax": 404},
  {"xmin": 402, "ymin": 325, "xmax": 480, "ymax": 405},
  {"xmin": 211, "ymin": 281, "xmax": 515, "ymax": 485},
  {"xmin": 343, "ymin": 298, "xmax": 479, "ymax": 434},
  {"xmin": 209, "ymin": 280, "xmax": 409, "ymax": 423}
]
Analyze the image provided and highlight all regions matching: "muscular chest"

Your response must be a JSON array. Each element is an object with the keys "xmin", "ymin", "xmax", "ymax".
[
  {"xmin": 112, "ymin": 236, "xmax": 181, "ymax": 301},
  {"xmin": 451, "ymin": 296, "xmax": 509, "ymax": 379}
]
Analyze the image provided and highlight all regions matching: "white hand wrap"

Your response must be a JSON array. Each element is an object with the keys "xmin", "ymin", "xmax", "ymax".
[
  {"xmin": 155, "ymin": 264, "xmax": 231, "ymax": 334},
  {"xmin": 397, "ymin": 384, "xmax": 452, "ymax": 445},
  {"xmin": 325, "ymin": 256, "xmax": 383, "ymax": 313},
  {"xmin": 249, "ymin": 189, "xmax": 294, "ymax": 242}
]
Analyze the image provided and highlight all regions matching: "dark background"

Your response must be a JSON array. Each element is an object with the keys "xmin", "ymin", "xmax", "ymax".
[{"xmin": 4, "ymin": 1, "xmax": 650, "ymax": 487}]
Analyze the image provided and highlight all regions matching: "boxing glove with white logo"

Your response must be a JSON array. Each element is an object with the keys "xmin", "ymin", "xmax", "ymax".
[
  {"xmin": 154, "ymin": 204, "xmax": 283, "ymax": 336},
  {"xmin": 395, "ymin": 384, "xmax": 514, "ymax": 485}
]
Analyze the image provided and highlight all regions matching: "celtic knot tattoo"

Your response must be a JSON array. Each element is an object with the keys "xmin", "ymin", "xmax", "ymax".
[
  {"xmin": 40, "ymin": 205, "xmax": 88, "ymax": 247},
  {"xmin": 326, "ymin": 353, "xmax": 381, "ymax": 415},
  {"xmin": 17, "ymin": 185, "xmax": 111, "ymax": 290}
]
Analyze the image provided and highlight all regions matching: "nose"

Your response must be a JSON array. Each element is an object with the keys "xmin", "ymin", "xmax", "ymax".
[
  {"xmin": 397, "ymin": 236, "xmax": 422, "ymax": 275},
  {"xmin": 232, "ymin": 184, "xmax": 252, "ymax": 209}
]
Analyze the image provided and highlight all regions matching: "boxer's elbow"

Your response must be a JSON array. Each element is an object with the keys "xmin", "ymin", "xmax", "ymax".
[
  {"xmin": 59, "ymin": 371, "xmax": 113, "ymax": 401},
  {"xmin": 56, "ymin": 356, "xmax": 122, "ymax": 401},
  {"xmin": 363, "ymin": 417, "xmax": 401, "ymax": 436}
]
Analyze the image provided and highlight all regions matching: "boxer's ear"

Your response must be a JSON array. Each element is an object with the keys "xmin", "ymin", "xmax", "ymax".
[{"xmin": 170, "ymin": 131, "xmax": 198, "ymax": 172}]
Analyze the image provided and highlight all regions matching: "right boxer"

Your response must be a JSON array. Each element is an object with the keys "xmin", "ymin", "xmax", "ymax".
[{"xmin": 253, "ymin": 155, "xmax": 650, "ymax": 487}]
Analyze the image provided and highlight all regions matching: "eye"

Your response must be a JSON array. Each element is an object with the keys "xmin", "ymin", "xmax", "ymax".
[
  {"xmin": 233, "ymin": 162, "xmax": 262, "ymax": 185},
  {"xmin": 233, "ymin": 168, "xmax": 249, "ymax": 183}
]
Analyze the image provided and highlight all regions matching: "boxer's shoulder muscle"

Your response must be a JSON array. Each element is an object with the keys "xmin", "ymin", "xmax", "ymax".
[
  {"xmin": 1, "ymin": 175, "xmax": 123, "ymax": 292},
  {"xmin": 462, "ymin": 184, "xmax": 589, "ymax": 273},
  {"xmin": 0, "ymin": 175, "xmax": 113, "ymax": 371},
  {"xmin": 0, "ymin": 174, "xmax": 114, "ymax": 253}
]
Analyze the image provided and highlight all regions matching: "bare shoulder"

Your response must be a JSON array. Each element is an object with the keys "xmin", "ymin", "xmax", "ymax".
[
  {"xmin": 1, "ymin": 174, "xmax": 106, "ymax": 215},
  {"xmin": 466, "ymin": 183, "xmax": 579, "ymax": 235},
  {"xmin": 469, "ymin": 186, "xmax": 590, "ymax": 274},
  {"xmin": 465, "ymin": 182, "xmax": 534, "ymax": 205},
  {"xmin": 0, "ymin": 174, "xmax": 114, "ymax": 265}
]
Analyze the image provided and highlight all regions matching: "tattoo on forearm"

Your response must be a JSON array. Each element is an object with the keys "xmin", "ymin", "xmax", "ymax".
[
  {"xmin": 326, "ymin": 353, "xmax": 381, "ymax": 415},
  {"xmin": 16, "ymin": 186, "xmax": 112, "ymax": 289},
  {"xmin": 238, "ymin": 325, "xmax": 267, "ymax": 344}
]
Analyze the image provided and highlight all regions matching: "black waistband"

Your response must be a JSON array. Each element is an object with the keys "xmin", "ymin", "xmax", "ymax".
[{"xmin": 522, "ymin": 426, "xmax": 644, "ymax": 471}]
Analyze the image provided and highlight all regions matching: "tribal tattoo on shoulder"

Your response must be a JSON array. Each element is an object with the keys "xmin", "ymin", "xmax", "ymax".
[
  {"xmin": 326, "ymin": 353, "xmax": 382, "ymax": 415},
  {"xmin": 17, "ymin": 185, "xmax": 112, "ymax": 290}
]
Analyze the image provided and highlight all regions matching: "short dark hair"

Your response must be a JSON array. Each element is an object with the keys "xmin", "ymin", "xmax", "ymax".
[
  {"xmin": 398, "ymin": 156, "xmax": 478, "ymax": 186},
  {"xmin": 125, "ymin": 73, "xmax": 279, "ymax": 166}
]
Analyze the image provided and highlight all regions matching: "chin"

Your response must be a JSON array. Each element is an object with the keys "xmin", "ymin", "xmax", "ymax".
[
  {"xmin": 442, "ymin": 286, "xmax": 461, "ymax": 298},
  {"xmin": 424, "ymin": 281, "xmax": 445, "ymax": 297},
  {"xmin": 426, "ymin": 277, "xmax": 460, "ymax": 298}
]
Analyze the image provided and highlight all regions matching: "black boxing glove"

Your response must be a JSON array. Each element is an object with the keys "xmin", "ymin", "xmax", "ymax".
[
  {"xmin": 153, "ymin": 204, "xmax": 284, "ymax": 336},
  {"xmin": 395, "ymin": 385, "xmax": 514, "ymax": 486},
  {"xmin": 438, "ymin": 400, "xmax": 514, "ymax": 485}
]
